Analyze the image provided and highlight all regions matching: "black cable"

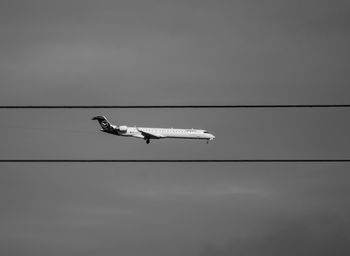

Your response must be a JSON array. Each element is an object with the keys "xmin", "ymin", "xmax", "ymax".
[
  {"xmin": 1, "ymin": 105, "xmax": 350, "ymax": 109},
  {"xmin": 1, "ymin": 159, "xmax": 350, "ymax": 162}
]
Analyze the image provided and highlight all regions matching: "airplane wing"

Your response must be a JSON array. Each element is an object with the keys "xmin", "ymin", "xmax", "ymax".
[
  {"xmin": 137, "ymin": 128, "xmax": 164, "ymax": 139},
  {"xmin": 131, "ymin": 133, "xmax": 145, "ymax": 139}
]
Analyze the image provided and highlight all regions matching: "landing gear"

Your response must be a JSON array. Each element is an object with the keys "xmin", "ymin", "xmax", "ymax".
[
  {"xmin": 206, "ymin": 140, "xmax": 209, "ymax": 144},
  {"xmin": 146, "ymin": 139, "xmax": 150, "ymax": 144}
]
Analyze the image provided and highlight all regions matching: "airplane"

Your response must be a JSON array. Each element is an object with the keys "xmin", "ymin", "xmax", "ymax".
[{"xmin": 92, "ymin": 116, "xmax": 215, "ymax": 144}]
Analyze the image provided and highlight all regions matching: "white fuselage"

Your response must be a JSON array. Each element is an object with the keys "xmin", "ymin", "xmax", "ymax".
[
  {"xmin": 92, "ymin": 116, "xmax": 215, "ymax": 144},
  {"xmin": 112, "ymin": 126, "xmax": 215, "ymax": 140}
]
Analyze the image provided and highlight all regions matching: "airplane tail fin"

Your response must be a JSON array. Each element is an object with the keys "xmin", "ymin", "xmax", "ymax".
[{"xmin": 92, "ymin": 116, "xmax": 113, "ymax": 130}]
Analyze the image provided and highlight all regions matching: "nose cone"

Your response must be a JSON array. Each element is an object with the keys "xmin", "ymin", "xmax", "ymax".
[{"xmin": 209, "ymin": 133, "xmax": 215, "ymax": 140}]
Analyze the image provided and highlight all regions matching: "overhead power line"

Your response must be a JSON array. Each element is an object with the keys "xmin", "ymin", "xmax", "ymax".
[
  {"xmin": 1, "ymin": 105, "xmax": 350, "ymax": 109},
  {"xmin": 1, "ymin": 159, "xmax": 350, "ymax": 163}
]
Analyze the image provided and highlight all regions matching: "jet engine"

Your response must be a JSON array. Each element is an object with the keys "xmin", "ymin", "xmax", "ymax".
[{"xmin": 118, "ymin": 125, "xmax": 128, "ymax": 132}]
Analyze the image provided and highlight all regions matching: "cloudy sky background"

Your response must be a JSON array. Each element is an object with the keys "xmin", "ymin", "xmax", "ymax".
[{"xmin": 1, "ymin": 0, "xmax": 350, "ymax": 255}]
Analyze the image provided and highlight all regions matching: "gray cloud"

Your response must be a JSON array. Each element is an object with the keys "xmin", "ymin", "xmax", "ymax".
[
  {"xmin": 1, "ymin": 0, "xmax": 350, "ymax": 105},
  {"xmin": 199, "ymin": 213, "xmax": 350, "ymax": 256}
]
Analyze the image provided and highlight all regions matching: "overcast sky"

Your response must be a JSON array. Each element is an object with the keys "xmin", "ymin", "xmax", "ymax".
[{"xmin": 1, "ymin": 0, "xmax": 350, "ymax": 255}]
